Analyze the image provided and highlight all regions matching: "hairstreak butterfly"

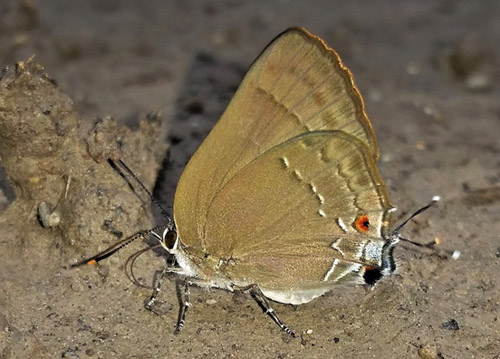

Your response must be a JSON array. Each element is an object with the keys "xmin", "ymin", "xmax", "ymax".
[{"xmin": 73, "ymin": 27, "xmax": 440, "ymax": 337}]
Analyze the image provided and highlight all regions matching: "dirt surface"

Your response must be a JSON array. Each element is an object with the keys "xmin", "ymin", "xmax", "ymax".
[{"xmin": 0, "ymin": 1, "xmax": 499, "ymax": 358}]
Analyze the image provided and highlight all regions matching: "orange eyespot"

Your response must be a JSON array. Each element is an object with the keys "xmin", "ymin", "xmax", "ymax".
[{"xmin": 355, "ymin": 215, "xmax": 370, "ymax": 232}]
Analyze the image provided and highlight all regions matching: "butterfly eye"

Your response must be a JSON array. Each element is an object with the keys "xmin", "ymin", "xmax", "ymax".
[
  {"xmin": 355, "ymin": 215, "xmax": 370, "ymax": 232},
  {"xmin": 163, "ymin": 230, "xmax": 178, "ymax": 249},
  {"xmin": 363, "ymin": 266, "xmax": 383, "ymax": 286}
]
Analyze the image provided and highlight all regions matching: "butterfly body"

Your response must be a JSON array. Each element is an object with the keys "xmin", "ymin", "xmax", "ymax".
[{"xmin": 174, "ymin": 233, "xmax": 397, "ymax": 306}]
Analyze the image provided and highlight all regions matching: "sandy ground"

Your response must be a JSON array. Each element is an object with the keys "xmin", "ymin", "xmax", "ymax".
[{"xmin": 0, "ymin": 1, "xmax": 499, "ymax": 358}]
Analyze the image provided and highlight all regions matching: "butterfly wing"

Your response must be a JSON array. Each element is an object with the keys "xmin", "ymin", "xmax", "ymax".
[
  {"xmin": 174, "ymin": 27, "xmax": 379, "ymax": 249},
  {"xmin": 201, "ymin": 131, "xmax": 393, "ymax": 297}
]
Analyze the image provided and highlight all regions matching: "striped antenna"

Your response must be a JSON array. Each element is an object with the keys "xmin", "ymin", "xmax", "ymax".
[
  {"xmin": 71, "ymin": 225, "xmax": 168, "ymax": 267},
  {"xmin": 393, "ymin": 196, "xmax": 440, "ymax": 235},
  {"xmin": 392, "ymin": 196, "xmax": 458, "ymax": 258},
  {"xmin": 109, "ymin": 158, "xmax": 174, "ymax": 231}
]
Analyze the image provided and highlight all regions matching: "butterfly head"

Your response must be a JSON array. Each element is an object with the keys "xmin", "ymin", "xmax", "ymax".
[
  {"xmin": 152, "ymin": 227, "xmax": 179, "ymax": 255},
  {"xmin": 362, "ymin": 233, "xmax": 399, "ymax": 286},
  {"xmin": 364, "ymin": 196, "xmax": 441, "ymax": 286}
]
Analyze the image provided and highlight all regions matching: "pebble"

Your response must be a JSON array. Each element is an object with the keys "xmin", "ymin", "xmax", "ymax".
[
  {"xmin": 440, "ymin": 318, "xmax": 459, "ymax": 331},
  {"xmin": 61, "ymin": 348, "xmax": 80, "ymax": 359},
  {"xmin": 418, "ymin": 345, "xmax": 439, "ymax": 359}
]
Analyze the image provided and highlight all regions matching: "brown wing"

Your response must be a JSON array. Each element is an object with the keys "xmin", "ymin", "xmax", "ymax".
[
  {"xmin": 203, "ymin": 131, "xmax": 393, "ymax": 290},
  {"xmin": 174, "ymin": 27, "xmax": 379, "ymax": 249}
]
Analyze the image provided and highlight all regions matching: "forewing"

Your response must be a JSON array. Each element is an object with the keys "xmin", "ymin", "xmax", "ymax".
[
  {"xmin": 204, "ymin": 131, "xmax": 393, "ymax": 290},
  {"xmin": 174, "ymin": 27, "xmax": 378, "ymax": 248}
]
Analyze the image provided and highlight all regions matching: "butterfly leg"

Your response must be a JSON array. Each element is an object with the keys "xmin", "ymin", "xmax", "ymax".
[
  {"xmin": 174, "ymin": 278, "xmax": 192, "ymax": 334},
  {"xmin": 144, "ymin": 265, "xmax": 170, "ymax": 314},
  {"xmin": 145, "ymin": 265, "xmax": 206, "ymax": 333},
  {"xmin": 236, "ymin": 284, "xmax": 296, "ymax": 337}
]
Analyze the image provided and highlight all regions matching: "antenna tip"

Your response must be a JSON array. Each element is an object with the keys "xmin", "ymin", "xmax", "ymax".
[{"xmin": 432, "ymin": 195, "xmax": 441, "ymax": 202}]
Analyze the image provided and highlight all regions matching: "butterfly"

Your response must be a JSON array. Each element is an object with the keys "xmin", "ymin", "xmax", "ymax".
[{"xmin": 74, "ymin": 27, "xmax": 438, "ymax": 337}]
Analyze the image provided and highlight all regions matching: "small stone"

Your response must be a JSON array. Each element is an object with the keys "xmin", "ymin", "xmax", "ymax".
[
  {"xmin": 61, "ymin": 348, "xmax": 80, "ymax": 359},
  {"xmin": 416, "ymin": 141, "xmax": 426, "ymax": 151},
  {"xmin": 452, "ymin": 250, "xmax": 461, "ymax": 260},
  {"xmin": 85, "ymin": 348, "xmax": 95, "ymax": 356},
  {"xmin": 37, "ymin": 201, "xmax": 60, "ymax": 228},
  {"xmin": 440, "ymin": 318, "xmax": 459, "ymax": 330},
  {"xmin": 418, "ymin": 345, "xmax": 439, "ymax": 359},
  {"xmin": 205, "ymin": 298, "xmax": 217, "ymax": 305}
]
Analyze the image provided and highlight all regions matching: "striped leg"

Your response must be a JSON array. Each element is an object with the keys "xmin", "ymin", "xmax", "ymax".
[
  {"xmin": 174, "ymin": 279, "xmax": 191, "ymax": 334},
  {"xmin": 144, "ymin": 266, "xmax": 170, "ymax": 313},
  {"xmin": 237, "ymin": 284, "xmax": 296, "ymax": 337},
  {"xmin": 145, "ymin": 266, "xmax": 202, "ymax": 333}
]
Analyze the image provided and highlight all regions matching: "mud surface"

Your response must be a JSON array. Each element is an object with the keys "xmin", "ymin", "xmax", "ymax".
[{"xmin": 0, "ymin": 1, "xmax": 499, "ymax": 358}]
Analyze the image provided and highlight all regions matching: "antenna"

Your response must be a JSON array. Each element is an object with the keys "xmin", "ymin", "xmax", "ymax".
[
  {"xmin": 72, "ymin": 159, "xmax": 177, "ymax": 268},
  {"xmin": 109, "ymin": 158, "xmax": 174, "ymax": 230},
  {"xmin": 71, "ymin": 225, "xmax": 169, "ymax": 267},
  {"xmin": 392, "ymin": 196, "xmax": 460, "ymax": 259},
  {"xmin": 393, "ymin": 196, "xmax": 440, "ymax": 235}
]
